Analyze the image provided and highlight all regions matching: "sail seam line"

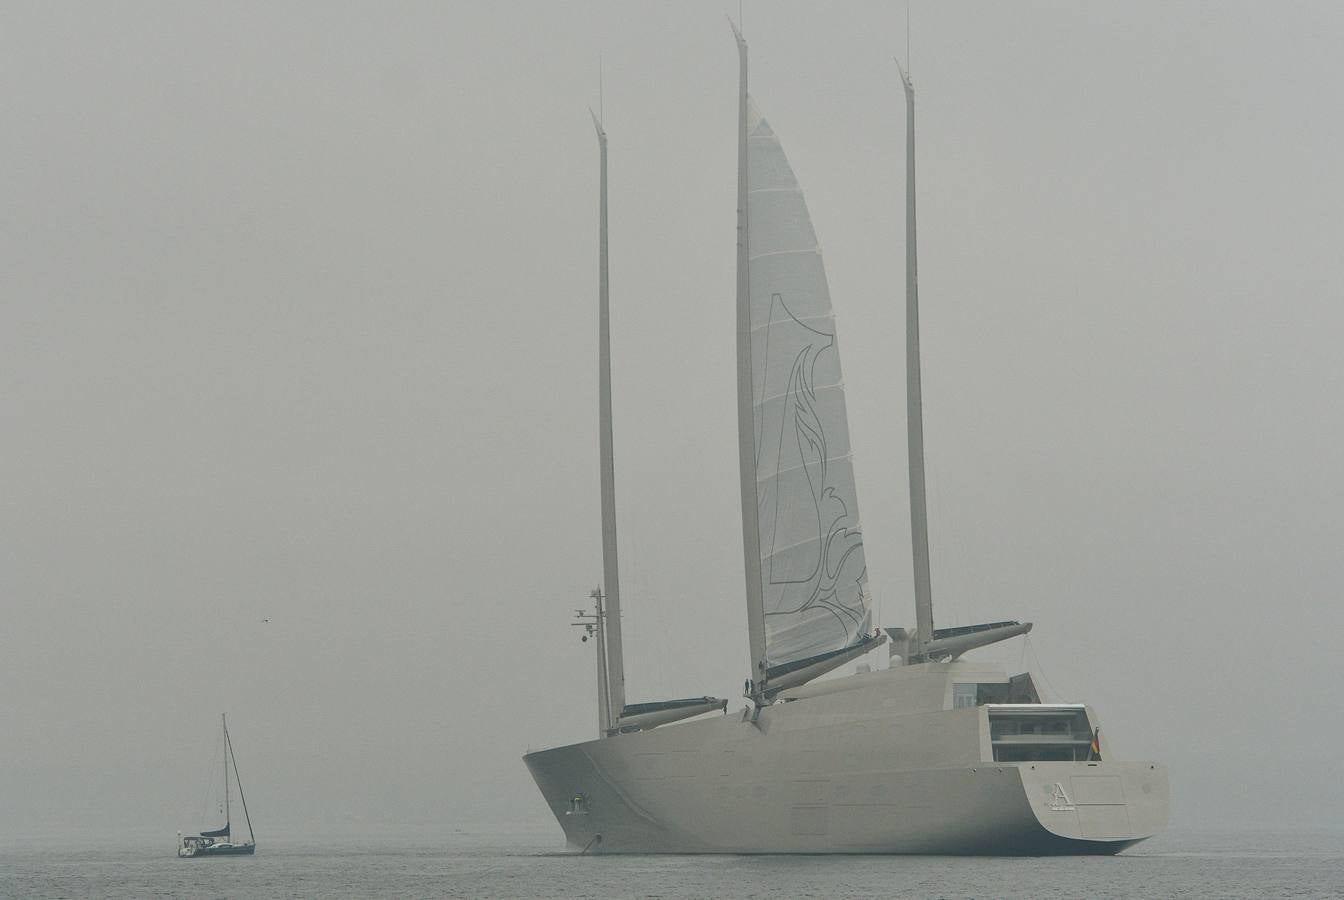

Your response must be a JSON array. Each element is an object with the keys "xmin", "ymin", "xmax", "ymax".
[
  {"xmin": 748, "ymin": 248, "xmax": 818, "ymax": 261},
  {"xmin": 754, "ymin": 381, "xmax": 847, "ymax": 406},
  {"xmin": 756, "ymin": 453, "xmax": 857, "ymax": 485},
  {"xmin": 760, "ymin": 528, "xmax": 866, "ymax": 559}
]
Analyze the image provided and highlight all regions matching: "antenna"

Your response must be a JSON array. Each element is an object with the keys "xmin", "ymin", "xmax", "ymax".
[
  {"xmin": 906, "ymin": 1, "xmax": 910, "ymax": 75},
  {"xmin": 572, "ymin": 587, "xmax": 613, "ymax": 735},
  {"xmin": 598, "ymin": 53, "xmax": 604, "ymax": 123}
]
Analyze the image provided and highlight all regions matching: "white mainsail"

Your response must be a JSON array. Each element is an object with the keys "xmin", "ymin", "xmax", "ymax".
[
  {"xmin": 747, "ymin": 101, "xmax": 872, "ymax": 669},
  {"xmin": 733, "ymin": 28, "xmax": 872, "ymax": 682}
]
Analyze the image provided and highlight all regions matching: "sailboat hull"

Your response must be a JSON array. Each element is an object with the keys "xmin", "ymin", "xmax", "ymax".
[
  {"xmin": 178, "ymin": 843, "xmax": 256, "ymax": 858},
  {"xmin": 524, "ymin": 667, "xmax": 1167, "ymax": 855}
]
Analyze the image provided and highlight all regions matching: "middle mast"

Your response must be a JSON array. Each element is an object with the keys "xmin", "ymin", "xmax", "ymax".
[{"xmin": 732, "ymin": 25, "xmax": 883, "ymax": 701}]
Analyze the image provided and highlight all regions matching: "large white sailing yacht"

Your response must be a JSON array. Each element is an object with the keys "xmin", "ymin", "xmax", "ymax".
[{"xmin": 523, "ymin": 27, "xmax": 1168, "ymax": 854}]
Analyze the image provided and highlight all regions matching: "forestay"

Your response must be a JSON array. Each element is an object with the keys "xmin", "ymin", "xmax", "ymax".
[{"xmin": 746, "ymin": 98, "xmax": 872, "ymax": 670}]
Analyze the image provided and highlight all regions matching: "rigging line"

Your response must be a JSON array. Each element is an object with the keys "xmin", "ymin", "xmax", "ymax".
[
  {"xmin": 194, "ymin": 727, "xmax": 217, "ymax": 825},
  {"xmin": 643, "ymin": 530, "xmax": 668, "ymax": 699},
  {"xmin": 193, "ymin": 727, "xmax": 211, "ymax": 806},
  {"xmin": 1026, "ymin": 635, "xmax": 1063, "ymax": 703},
  {"xmin": 208, "ymin": 726, "xmax": 226, "ymax": 820},
  {"xmin": 1044, "ymin": 648, "xmax": 1122, "ymax": 716},
  {"xmin": 627, "ymin": 528, "xmax": 638, "ymax": 699},
  {"xmin": 926, "ymin": 422, "xmax": 942, "ymax": 624},
  {"xmin": 871, "ymin": 537, "xmax": 881, "ymax": 644},
  {"xmin": 225, "ymin": 718, "xmax": 255, "ymax": 842},
  {"xmin": 934, "ymin": 439, "xmax": 961, "ymax": 628},
  {"xmin": 630, "ymin": 529, "xmax": 642, "ymax": 701},
  {"xmin": 621, "ymin": 529, "xmax": 634, "ymax": 707}
]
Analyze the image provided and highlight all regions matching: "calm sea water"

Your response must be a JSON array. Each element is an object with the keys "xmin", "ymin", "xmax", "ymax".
[{"xmin": 3, "ymin": 825, "xmax": 1341, "ymax": 899}]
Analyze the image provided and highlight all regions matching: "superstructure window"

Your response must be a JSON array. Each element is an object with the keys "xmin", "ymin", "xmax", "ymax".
[
  {"xmin": 987, "ymin": 707, "xmax": 1096, "ymax": 762},
  {"xmin": 950, "ymin": 674, "xmax": 1042, "ymax": 709}
]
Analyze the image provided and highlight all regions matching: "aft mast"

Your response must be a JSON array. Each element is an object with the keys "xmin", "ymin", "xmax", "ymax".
[
  {"xmin": 896, "ymin": 62, "xmax": 934, "ymax": 650},
  {"xmin": 888, "ymin": 59, "xmax": 1031, "ymax": 664},
  {"xmin": 591, "ymin": 104, "xmax": 626, "ymax": 729}
]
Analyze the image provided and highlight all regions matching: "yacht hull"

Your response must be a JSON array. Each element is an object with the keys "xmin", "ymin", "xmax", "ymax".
[{"xmin": 524, "ymin": 669, "xmax": 1168, "ymax": 855}]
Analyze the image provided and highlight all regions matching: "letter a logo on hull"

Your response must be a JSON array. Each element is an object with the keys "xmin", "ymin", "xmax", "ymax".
[{"xmin": 1048, "ymin": 783, "xmax": 1076, "ymax": 812}]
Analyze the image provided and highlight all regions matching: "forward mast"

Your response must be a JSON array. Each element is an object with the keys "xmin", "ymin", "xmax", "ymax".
[{"xmin": 575, "ymin": 97, "xmax": 725, "ymax": 735}]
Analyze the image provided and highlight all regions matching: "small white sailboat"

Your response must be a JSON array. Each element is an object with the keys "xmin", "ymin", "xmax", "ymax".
[{"xmin": 177, "ymin": 714, "xmax": 256, "ymax": 858}]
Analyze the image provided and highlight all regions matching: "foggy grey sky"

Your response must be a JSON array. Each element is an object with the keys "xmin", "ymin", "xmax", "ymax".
[{"xmin": 3, "ymin": 1, "xmax": 1342, "ymax": 841}]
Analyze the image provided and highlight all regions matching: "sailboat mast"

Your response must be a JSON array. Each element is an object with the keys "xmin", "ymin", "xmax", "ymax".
[
  {"xmin": 898, "ymin": 62, "xmax": 935, "ymax": 647},
  {"xmin": 593, "ymin": 587, "xmax": 612, "ymax": 734},
  {"xmin": 732, "ymin": 21, "xmax": 767, "ymax": 691},
  {"xmin": 221, "ymin": 713, "xmax": 230, "ymax": 832},
  {"xmin": 223, "ymin": 715, "xmax": 255, "ymax": 843},
  {"xmin": 591, "ymin": 109, "xmax": 626, "ymax": 723}
]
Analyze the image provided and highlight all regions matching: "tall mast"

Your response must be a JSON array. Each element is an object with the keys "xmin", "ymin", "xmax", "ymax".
[
  {"xmin": 590, "ymin": 108, "xmax": 626, "ymax": 722},
  {"xmin": 224, "ymin": 715, "xmax": 255, "ymax": 843},
  {"xmin": 731, "ymin": 20, "xmax": 767, "ymax": 692},
  {"xmin": 221, "ymin": 713, "xmax": 230, "ymax": 833},
  {"xmin": 897, "ymin": 61, "xmax": 934, "ymax": 648}
]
